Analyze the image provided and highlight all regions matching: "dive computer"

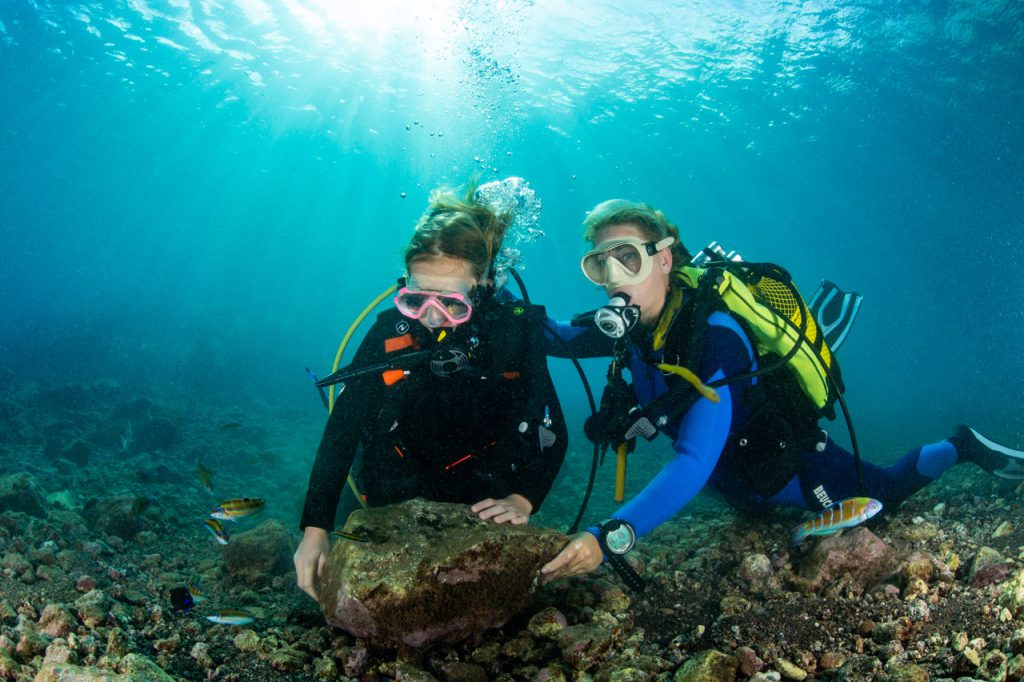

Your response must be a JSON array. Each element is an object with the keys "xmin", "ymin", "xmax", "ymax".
[{"xmin": 596, "ymin": 519, "xmax": 646, "ymax": 592}]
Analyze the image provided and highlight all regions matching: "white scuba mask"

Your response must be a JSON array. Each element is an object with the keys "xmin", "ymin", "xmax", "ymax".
[{"xmin": 580, "ymin": 236, "xmax": 675, "ymax": 288}]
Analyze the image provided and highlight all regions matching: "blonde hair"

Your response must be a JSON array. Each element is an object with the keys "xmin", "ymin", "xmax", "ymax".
[
  {"xmin": 582, "ymin": 199, "xmax": 691, "ymax": 263},
  {"xmin": 404, "ymin": 182, "xmax": 511, "ymax": 282}
]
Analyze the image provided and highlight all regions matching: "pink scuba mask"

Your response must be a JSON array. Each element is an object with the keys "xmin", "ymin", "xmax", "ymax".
[{"xmin": 393, "ymin": 287, "xmax": 474, "ymax": 327}]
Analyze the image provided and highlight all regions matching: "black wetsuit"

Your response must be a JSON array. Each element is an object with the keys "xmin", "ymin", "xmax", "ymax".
[{"xmin": 299, "ymin": 294, "xmax": 568, "ymax": 531}]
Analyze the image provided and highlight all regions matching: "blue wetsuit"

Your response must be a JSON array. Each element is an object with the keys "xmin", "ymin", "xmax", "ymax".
[{"xmin": 545, "ymin": 301, "xmax": 959, "ymax": 541}]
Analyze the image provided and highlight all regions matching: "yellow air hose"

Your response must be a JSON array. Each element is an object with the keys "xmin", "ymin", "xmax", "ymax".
[
  {"xmin": 328, "ymin": 283, "xmax": 399, "ymax": 509},
  {"xmin": 613, "ymin": 364, "xmax": 719, "ymax": 503},
  {"xmin": 657, "ymin": 363, "xmax": 720, "ymax": 403},
  {"xmin": 614, "ymin": 442, "xmax": 629, "ymax": 503}
]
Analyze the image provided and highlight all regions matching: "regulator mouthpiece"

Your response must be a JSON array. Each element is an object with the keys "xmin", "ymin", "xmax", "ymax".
[{"xmin": 593, "ymin": 293, "xmax": 641, "ymax": 339}]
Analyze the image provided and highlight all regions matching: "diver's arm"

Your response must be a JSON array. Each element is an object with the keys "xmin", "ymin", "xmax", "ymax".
[
  {"xmin": 543, "ymin": 318, "xmax": 616, "ymax": 359},
  {"xmin": 605, "ymin": 375, "xmax": 733, "ymax": 537},
  {"xmin": 298, "ymin": 319, "xmax": 391, "ymax": 531},
  {"xmin": 299, "ymin": 397, "xmax": 366, "ymax": 531},
  {"xmin": 603, "ymin": 315, "xmax": 755, "ymax": 538}
]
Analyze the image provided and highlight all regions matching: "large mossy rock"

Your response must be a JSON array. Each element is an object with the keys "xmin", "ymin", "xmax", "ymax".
[
  {"xmin": 0, "ymin": 473, "xmax": 48, "ymax": 518},
  {"xmin": 223, "ymin": 519, "xmax": 294, "ymax": 586},
  {"xmin": 319, "ymin": 498, "xmax": 567, "ymax": 647}
]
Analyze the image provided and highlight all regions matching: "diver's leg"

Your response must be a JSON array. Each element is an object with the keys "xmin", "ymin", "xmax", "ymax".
[
  {"xmin": 949, "ymin": 425, "xmax": 1024, "ymax": 479},
  {"xmin": 781, "ymin": 438, "xmax": 955, "ymax": 511}
]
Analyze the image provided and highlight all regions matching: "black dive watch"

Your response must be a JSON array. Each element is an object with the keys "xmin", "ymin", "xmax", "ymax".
[{"xmin": 596, "ymin": 519, "xmax": 647, "ymax": 592}]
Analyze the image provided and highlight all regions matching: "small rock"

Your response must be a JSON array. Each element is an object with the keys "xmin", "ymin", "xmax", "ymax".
[
  {"xmin": 739, "ymin": 553, "xmax": 773, "ymax": 586},
  {"xmin": 971, "ymin": 547, "xmax": 1010, "ymax": 587},
  {"xmin": 557, "ymin": 623, "xmax": 614, "ymax": 672},
  {"xmin": 528, "ymin": 606, "xmax": 568, "ymax": 639},
  {"xmin": 153, "ymin": 634, "xmax": 180, "ymax": 653},
  {"xmin": 75, "ymin": 574, "xmax": 97, "ymax": 592},
  {"xmin": 833, "ymin": 654, "xmax": 882, "ymax": 680},
  {"xmin": 38, "ymin": 604, "xmax": 77, "ymax": 638},
  {"xmin": 883, "ymin": 662, "xmax": 929, "ymax": 681},
  {"xmin": 719, "ymin": 595, "xmax": 750, "ymax": 615},
  {"xmin": 106, "ymin": 627, "xmax": 131, "ymax": 657},
  {"xmin": 191, "ymin": 641, "xmax": 214, "ymax": 669},
  {"xmin": 899, "ymin": 520, "xmax": 939, "ymax": 542},
  {"xmin": 775, "ymin": 657, "xmax": 807, "ymax": 681},
  {"xmin": 1, "ymin": 552, "xmax": 32, "ymax": 576},
  {"xmin": 818, "ymin": 651, "xmax": 846, "ymax": 670},
  {"xmin": 899, "ymin": 551, "xmax": 935, "ymax": 585},
  {"xmin": 736, "ymin": 646, "xmax": 764, "ymax": 676},
  {"xmin": 994, "ymin": 521, "xmax": 1015, "ymax": 538},
  {"xmin": 906, "ymin": 598, "xmax": 931, "ymax": 623},
  {"xmin": 42, "ymin": 638, "xmax": 77, "ymax": 665},
  {"xmin": 234, "ymin": 630, "xmax": 260, "ymax": 652},
  {"xmin": 440, "ymin": 661, "xmax": 488, "ymax": 682},
  {"xmin": 74, "ymin": 589, "xmax": 111, "ymax": 628},
  {"xmin": 16, "ymin": 629, "xmax": 49, "ymax": 660},
  {"xmin": 117, "ymin": 652, "xmax": 177, "ymax": 680},
  {"xmin": 270, "ymin": 646, "xmax": 309, "ymax": 672},
  {"xmin": 673, "ymin": 649, "xmax": 738, "ymax": 682}
]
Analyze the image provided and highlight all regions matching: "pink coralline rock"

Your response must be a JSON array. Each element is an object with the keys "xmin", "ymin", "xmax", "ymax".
[
  {"xmin": 799, "ymin": 526, "xmax": 899, "ymax": 593},
  {"xmin": 319, "ymin": 498, "xmax": 567, "ymax": 647}
]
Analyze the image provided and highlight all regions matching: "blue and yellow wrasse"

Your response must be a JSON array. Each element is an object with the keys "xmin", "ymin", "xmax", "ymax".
[
  {"xmin": 210, "ymin": 498, "xmax": 265, "ymax": 521},
  {"xmin": 792, "ymin": 497, "xmax": 882, "ymax": 546},
  {"xmin": 186, "ymin": 576, "xmax": 206, "ymax": 603},
  {"xmin": 205, "ymin": 518, "xmax": 230, "ymax": 545},
  {"xmin": 205, "ymin": 608, "xmax": 255, "ymax": 626}
]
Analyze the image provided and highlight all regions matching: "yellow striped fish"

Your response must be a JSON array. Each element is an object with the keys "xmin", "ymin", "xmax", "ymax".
[
  {"xmin": 186, "ymin": 576, "xmax": 206, "ymax": 603},
  {"xmin": 210, "ymin": 498, "xmax": 265, "ymax": 521},
  {"xmin": 205, "ymin": 518, "xmax": 229, "ymax": 545},
  {"xmin": 791, "ymin": 497, "xmax": 882, "ymax": 546}
]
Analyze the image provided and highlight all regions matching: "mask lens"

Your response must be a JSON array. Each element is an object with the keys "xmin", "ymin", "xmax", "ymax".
[
  {"xmin": 397, "ymin": 292, "xmax": 428, "ymax": 312},
  {"xmin": 581, "ymin": 242, "xmax": 647, "ymax": 285},
  {"xmin": 437, "ymin": 295, "xmax": 471, "ymax": 320},
  {"xmin": 606, "ymin": 244, "xmax": 644, "ymax": 274},
  {"xmin": 581, "ymin": 252, "xmax": 609, "ymax": 284}
]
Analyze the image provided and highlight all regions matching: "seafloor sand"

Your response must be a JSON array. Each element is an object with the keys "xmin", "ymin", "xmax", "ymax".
[{"xmin": 2, "ymin": 380, "xmax": 1023, "ymax": 681}]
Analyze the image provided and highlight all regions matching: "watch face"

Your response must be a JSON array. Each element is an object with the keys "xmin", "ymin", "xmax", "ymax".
[{"xmin": 604, "ymin": 521, "xmax": 635, "ymax": 554}]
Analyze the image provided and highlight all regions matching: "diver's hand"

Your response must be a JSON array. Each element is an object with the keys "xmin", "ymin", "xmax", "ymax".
[
  {"xmin": 294, "ymin": 526, "xmax": 329, "ymax": 601},
  {"xmin": 540, "ymin": 531, "xmax": 602, "ymax": 583},
  {"xmin": 471, "ymin": 494, "xmax": 533, "ymax": 525}
]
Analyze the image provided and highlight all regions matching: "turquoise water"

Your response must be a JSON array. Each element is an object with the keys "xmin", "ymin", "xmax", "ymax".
[{"xmin": 2, "ymin": 0, "xmax": 1022, "ymax": 487}]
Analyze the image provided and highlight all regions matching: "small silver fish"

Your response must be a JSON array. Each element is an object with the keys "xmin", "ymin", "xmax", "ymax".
[{"xmin": 206, "ymin": 608, "xmax": 255, "ymax": 625}]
